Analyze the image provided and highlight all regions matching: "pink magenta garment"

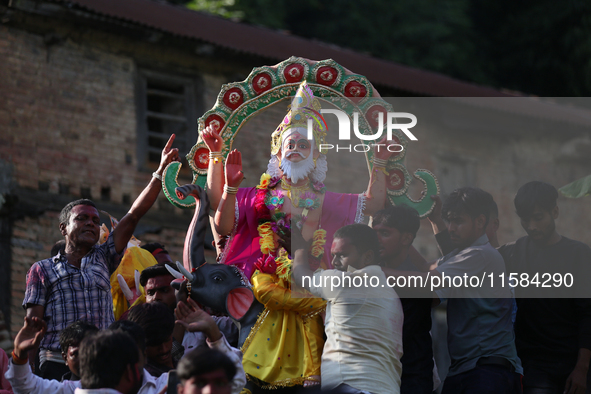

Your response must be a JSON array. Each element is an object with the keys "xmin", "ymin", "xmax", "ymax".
[
  {"xmin": 220, "ymin": 187, "xmax": 364, "ymax": 279},
  {"xmin": 0, "ymin": 348, "xmax": 13, "ymax": 394}
]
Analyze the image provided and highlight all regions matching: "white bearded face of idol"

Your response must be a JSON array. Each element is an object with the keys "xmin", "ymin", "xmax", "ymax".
[{"xmin": 267, "ymin": 127, "xmax": 328, "ymax": 183}]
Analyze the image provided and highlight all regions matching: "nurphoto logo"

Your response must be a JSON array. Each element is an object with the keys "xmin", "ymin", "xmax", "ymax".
[{"xmin": 307, "ymin": 109, "xmax": 418, "ymax": 152}]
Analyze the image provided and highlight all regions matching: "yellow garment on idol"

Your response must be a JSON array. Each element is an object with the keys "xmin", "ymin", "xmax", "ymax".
[
  {"xmin": 244, "ymin": 270, "xmax": 326, "ymax": 388},
  {"xmin": 110, "ymin": 246, "xmax": 157, "ymax": 320}
]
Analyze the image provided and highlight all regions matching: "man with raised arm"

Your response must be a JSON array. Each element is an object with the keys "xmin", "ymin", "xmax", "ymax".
[{"xmin": 22, "ymin": 135, "xmax": 179, "ymax": 380}]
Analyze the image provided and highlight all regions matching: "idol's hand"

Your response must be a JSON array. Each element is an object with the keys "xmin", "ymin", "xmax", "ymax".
[
  {"xmin": 225, "ymin": 149, "xmax": 244, "ymax": 188},
  {"xmin": 202, "ymin": 125, "xmax": 224, "ymax": 153},
  {"xmin": 428, "ymin": 195, "xmax": 443, "ymax": 223},
  {"xmin": 373, "ymin": 135, "xmax": 397, "ymax": 161}
]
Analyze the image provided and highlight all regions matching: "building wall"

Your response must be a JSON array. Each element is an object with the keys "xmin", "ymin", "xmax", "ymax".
[{"xmin": 0, "ymin": 21, "xmax": 257, "ymax": 336}]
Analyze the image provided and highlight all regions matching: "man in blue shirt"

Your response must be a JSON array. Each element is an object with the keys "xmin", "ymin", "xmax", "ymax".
[
  {"xmin": 436, "ymin": 187, "xmax": 522, "ymax": 393},
  {"xmin": 387, "ymin": 188, "xmax": 522, "ymax": 393}
]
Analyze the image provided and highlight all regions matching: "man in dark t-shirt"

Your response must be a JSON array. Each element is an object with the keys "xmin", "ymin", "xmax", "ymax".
[
  {"xmin": 373, "ymin": 205, "xmax": 434, "ymax": 394},
  {"xmin": 498, "ymin": 181, "xmax": 591, "ymax": 394}
]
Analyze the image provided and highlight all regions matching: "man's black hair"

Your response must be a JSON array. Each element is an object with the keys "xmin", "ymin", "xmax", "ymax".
[
  {"xmin": 109, "ymin": 319, "xmax": 146, "ymax": 352},
  {"xmin": 333, "ymin": 224, "xmax": 380, "ymax": 263},
  {"xmin": 139, "ymin": 263, "xmax": 175, "ymax": 287},
  {"xmin": 514, "ymin": 181, "xmax": 558, "ymax": 218},
  {"xmin": 59, "ymin": 321, "xmax": 99, "ymax": 354},
  {"xmin": 177, "ymin": 347, "xmax": 236, "ymax": 382},
  {"xmin": 79, "ymin": 330, "xmax": 139, "ymax": 390},
  {"xmin": 127, "ymin": 302, "xmax": 175, "ymax": 347},
  {"xmin": 59, "ymin": 199, "xmax": 97, "ymax": 225},
  {"xmin": 442, "ymin": 187, "xmax": 494, "ymax": 226},
  {"xmin": 373, "ymin": 205, "xmax": 421, "ymax": 240},
  {"xmin": 141, "ymin": 242, "xmax": 169, "ymax": 255}
]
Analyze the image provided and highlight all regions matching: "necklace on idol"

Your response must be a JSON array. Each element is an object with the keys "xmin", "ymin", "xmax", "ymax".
[
  {"xmin": 255, "ymin": 173, "xmax": 327, "ymax": 265},
  {"xmin": 279, "ymin": 178, "xmax": 324, "ymax": 211}
]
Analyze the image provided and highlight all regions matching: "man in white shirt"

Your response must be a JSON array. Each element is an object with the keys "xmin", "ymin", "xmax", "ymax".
[{"xmin": 287, "ymin": 223, "xmax": 404, "ymax": 394}]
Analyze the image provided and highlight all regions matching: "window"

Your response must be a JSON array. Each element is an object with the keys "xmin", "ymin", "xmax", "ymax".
[{"xmin": 136, "ymin": 70, "xmax": 201, "ymax": 173}]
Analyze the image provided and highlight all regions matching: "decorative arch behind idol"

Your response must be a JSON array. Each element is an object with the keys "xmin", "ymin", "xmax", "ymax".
[{"xmin": 162, "ymin": 57, "xmax": 438, "ymax": 216}]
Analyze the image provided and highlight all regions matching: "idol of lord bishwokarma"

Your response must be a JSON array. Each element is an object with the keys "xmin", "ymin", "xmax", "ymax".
[{"xmin": 198, "ymin": 81, "xmax": 398, "ymax": 391}]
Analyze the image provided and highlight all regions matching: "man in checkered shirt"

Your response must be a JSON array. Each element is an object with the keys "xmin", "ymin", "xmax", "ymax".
[{"xmin": 22, "ymin": 135, "xmax": 179, "ymax": 380}]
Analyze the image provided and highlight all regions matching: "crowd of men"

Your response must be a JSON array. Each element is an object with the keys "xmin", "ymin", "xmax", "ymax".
[{"xmin": 0, "ymin": 131, "xmax": 589, "ymax": 394}]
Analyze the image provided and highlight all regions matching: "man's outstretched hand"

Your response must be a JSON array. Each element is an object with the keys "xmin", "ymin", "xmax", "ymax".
[
  {"xmin": 14, "ymin": 316, "xmax": 47, "ymax": 360},
  {"xmin": 175, "ymin": 298, "xmax": 222, "ymax": 342},
  {"xmin": 158, "ymin": 134, "xmax": 180, "ymax": 173}
]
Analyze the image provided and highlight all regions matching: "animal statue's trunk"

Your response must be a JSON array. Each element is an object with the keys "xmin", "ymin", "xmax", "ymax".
[{"xmin": 175, "ymin": 184, "xmax": 210, "ymax": 271}]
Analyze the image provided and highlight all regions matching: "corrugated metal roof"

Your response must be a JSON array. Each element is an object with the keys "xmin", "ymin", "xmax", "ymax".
[{"xmin": 59, "ymin": 0, "xmax": 514, "ymax": 97}]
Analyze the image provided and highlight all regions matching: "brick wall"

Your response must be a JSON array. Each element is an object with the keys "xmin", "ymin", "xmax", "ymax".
[{"xmin": 0, "ymin": 24, "xmax": 209, "ymax": 336}]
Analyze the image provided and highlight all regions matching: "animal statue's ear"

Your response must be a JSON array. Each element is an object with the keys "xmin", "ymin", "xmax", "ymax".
[
  {"xmin": 173, "ymin": 279, "xmax": 189, "ymax": 304},
  {"xmin": 226, "ymin": 287, "xmax": 254, "ymax": 321}
]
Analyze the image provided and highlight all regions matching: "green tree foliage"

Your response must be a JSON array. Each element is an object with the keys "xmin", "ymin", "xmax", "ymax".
[
  {"xmin": 173, "ymin": 0, "xmax": 591, "ymax": 96},
  {"xmin": 472, "ymin": 0, "xmax": 591, "ymax": 96},
  {"xmin": 229, "ymin": 0, "xmax": 489, "ymax": 84},
  {"xmin": 173, "ymin": 0, "xmax": 243, "ymax": 19}
]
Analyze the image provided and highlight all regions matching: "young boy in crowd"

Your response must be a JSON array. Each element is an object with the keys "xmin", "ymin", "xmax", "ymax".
[
  {"xmin": 58, "ymin": 321, "xmax": 98, "ymax": 382},
  {"xmin": 176, "ymin": 347, "xmax": 236, "ymax": 394}
]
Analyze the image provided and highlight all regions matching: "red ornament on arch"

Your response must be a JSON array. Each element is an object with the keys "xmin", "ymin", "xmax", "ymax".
[
  {"xmin": 344, "ymin": 81, "xmax": 367, "ymax": 98},
  {"xmin": 366, "ymin": 105, "xmax": 387, "ymax": 129},
  {"xmin": 284, "ymin": 64, "xmax": 305, "ymax": 83},
  {"xmin": 252, "ymin": 73, "xmax": 273, "ymax": 95},
  {"xmin": 194, "ymin": 147, "xmax": 210, "ymax": 170},
  {"xmin": 223, "ymin": 87, "xmax": 244, "ymax": 110},
  {"xmin": 316, "ymin": 66, "xmax": 338, "ymax": 86},
  {"xmin": 205, "ymin": 114, "xmax": 225, "ymax": 133},
  {"xmin": 388, "ymin": 169, "xmax": 406, "ymax": 190}
]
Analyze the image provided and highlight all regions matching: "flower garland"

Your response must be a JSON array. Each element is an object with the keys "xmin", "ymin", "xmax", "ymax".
[
  {"xmin": 255, "ymin": 173, "xmax": 326, "ymax": 266},
  {"xmin": 310, "ymin": 229, "xmax": 327, "ymax": 259}
]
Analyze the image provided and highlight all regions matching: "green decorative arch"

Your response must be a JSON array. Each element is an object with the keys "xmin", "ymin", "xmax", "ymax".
[{"xmin": 163, "ymin": 57, "xmax": 439, "ymax": 216}]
